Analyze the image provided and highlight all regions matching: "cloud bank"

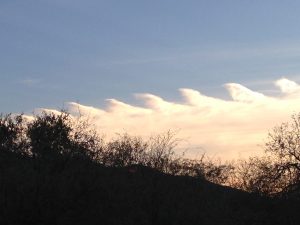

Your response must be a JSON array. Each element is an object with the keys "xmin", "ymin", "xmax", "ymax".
[{"xmin": 35, "ymin": 78, "xmax": 300, "ymax": 160}]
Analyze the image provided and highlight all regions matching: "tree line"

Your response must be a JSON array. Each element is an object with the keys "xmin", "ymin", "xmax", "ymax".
[{"xmin": 1, "ymin": 111, "xmax": 300, "ymax": 198}]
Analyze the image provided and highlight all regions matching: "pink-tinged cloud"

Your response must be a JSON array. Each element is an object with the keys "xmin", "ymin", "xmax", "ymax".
[{"xmin": 33, "ymin": 78, "xmax": 300, "ymax": 160}]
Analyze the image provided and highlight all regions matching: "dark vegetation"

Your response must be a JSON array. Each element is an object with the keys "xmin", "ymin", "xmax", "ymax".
[{"xmin": 1, "ymin": 112, "xmax": 300, "ymax": 224}]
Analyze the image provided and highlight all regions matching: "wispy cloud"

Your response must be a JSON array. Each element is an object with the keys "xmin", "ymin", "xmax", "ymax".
[
  {"xmin": 95, "ymin": 42, "xmax": 300, "ymax": 68},
  {"xmin": 19, "ymin": 78, "xmax": 41, "ymax": 87},
  {"xmin": 32, "ymin": 78, "xmax": 300, "ymax": 160}
]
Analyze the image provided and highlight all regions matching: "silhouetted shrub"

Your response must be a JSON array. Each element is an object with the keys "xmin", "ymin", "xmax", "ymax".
[{"xmin": 102, "ymin": 134, "xmax": 148, "ymax": 167}]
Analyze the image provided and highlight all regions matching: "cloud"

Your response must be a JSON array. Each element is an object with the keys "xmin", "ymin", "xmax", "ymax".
[
  {"xmin": 32, "ymin": 78, "xmax": 300, "ymax": 160},
  {"xmin": 275, "ymin": 78, "xmax": 300, "ymax": 95},
  {"xmin": 224, "ymin": 83, "xmax": 268, "ymax": 103},
  {"xmin": 19, "ymin": 78, "xmax": 41, "ymax": 87}
]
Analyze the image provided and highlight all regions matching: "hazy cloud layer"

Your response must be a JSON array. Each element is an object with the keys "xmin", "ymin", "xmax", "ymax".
[{"xmin": 35, "ymin": 78, "xmax": 300, "ymax": 160}]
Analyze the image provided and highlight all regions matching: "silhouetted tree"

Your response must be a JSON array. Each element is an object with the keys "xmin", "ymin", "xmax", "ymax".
[
  {"xmin": 26, "ymin": 111, "xmax": 104, "ymax": 162},
  {"xmin": 229, "ymin": 113, "xmax": 300, "ymax": 196},
  {"xmin": 263, "ymin": 113, "xmax": 300, "ymax": 195},
  {"xmin": 0, "ymin": 114, "xmax": 27, "ymax": 155},
  {"xmin": 27, "ymin": 112, "xmax": 73, "ymax": 159}
]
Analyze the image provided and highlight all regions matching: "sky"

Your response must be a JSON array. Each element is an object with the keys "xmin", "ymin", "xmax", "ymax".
[{"xmin": 2, "ymin": 1, "xmax": 300, "ymax": 159}]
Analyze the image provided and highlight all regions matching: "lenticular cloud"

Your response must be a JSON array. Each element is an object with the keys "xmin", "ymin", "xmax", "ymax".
[{"xmin": 36, "ymin": 78, "xmax": 300, "ymax": 159}]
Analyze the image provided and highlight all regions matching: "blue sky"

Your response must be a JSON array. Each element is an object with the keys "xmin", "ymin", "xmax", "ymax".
[{"xmin": 2, "ymin": 0, "xmax": 300, "ymax": 113}]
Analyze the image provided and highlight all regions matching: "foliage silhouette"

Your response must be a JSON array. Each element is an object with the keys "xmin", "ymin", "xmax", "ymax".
[
  {"xmin": 227, "ymin": 113, "xmax": 300, "ymax": 198},
  {"xmin": 1, "ymin": 111, "xmax": 300, "ymax": 224}
]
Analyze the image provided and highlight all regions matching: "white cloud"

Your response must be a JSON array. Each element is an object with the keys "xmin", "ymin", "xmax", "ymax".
[
  {"xmin": 275, "ymin": 78, "xmax": 300, "ymax": 95},
  {"xmin": 225, "ymin": 83, "xmax": 268, "ymax": 103},
  {"xmin": 32, "ymin": 78, "xmax": 300, "ymax": 160}
]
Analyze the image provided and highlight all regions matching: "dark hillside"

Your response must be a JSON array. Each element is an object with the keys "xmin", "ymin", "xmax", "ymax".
[
  {"xmin": 0, "ymin": 150, "xmax": 296, "ymax": 225},
  {"xmin": 1, "ymin": 112, "xmax": 300, "ymax": 225}
]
